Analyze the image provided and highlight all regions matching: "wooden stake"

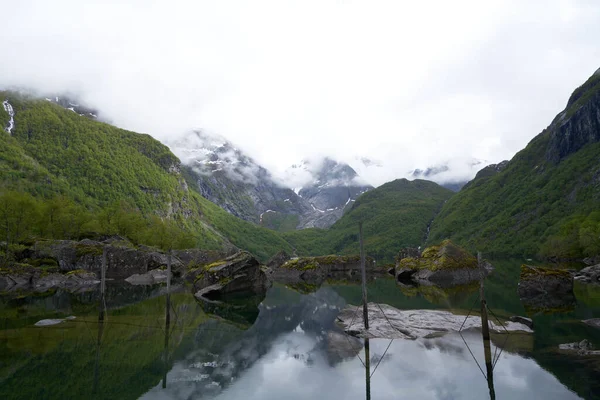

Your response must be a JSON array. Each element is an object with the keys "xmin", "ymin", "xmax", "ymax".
[
  {"xmin": 364, "ymin": 337, "xmax": 371, "ymax": 400},
  {"xmin": 478, "ymin": 252, "xmax": 495, "ymax": 400},
  {"xmin": 359, "ymin": 222, "xmax": 368, "ymax": 330}
]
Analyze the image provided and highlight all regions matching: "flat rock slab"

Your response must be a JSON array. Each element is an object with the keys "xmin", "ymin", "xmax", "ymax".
[
  {"xmin": 34, "ymin": 316, "xmax": 76, "ymax": 327},
  {"xmin": 337, "ymin": 303, "xmax": 533, "ymax": 339}
]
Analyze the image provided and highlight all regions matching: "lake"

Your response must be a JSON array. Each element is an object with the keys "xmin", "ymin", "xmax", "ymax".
[{"xmin": 1, "ymin": 259, "xmax": 599, "ymax": 399}]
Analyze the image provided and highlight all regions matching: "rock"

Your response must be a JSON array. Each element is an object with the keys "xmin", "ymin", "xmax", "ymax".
[
  {"xmin": 125, "ymin": 269, "xmax": 170, "ymax": 285},
  {"xmin": 36, "ymin": 270, "xmax": 99, "ymax": 289},
  {"xmin": 509, "ymin": 316, "xmax": 534, "ymax": 329},
  {"xmin": 583, "ymin": 256, "xmax": 600, "ymax": 266},
  {"xmin": 336, "ymin": 303, "xmax": 532, "ymax": 339},
  {"xmin": 395, "ymin": 240, "xmax": 492, "ymax": 286},
  {"xmin": 34, "ymin": 316, "xmax": 76, "ymax": 327},
  {"xmin": 397, "ymin": 247, "xmax": 421, "ymax": 261},
  {"xmin": 272, "ymin": 255, "xmax": 375, "ymax": 282},
  {"xmin": 266, "ymin": 250, "xmax": 290, "ymax": 270},
  {"xmin": 29, "ymin": 239, "xmax": 183, "ymax": 279},
  {"xmin": 583, "ymin": 319, "xmax": 600, "ymax": 329},
  {"xmin": 325, "ymin": 331, "xmax": 363, "ymax": 365},
  {"xmin": 573, "ymin": 264, "xmax": 600, "ymax": 284},
  {"xmin": 558, "ymin": 339, "xmax": 600, "ymax": 356},
  {"xmin": 173, "ymin": 249, "xmax": 233, "ymax": 268},
  {"xmin": 518, "ymin": 264, "xmax": 575, "ymax": 312},
  {"xmin": 192, "ymin": 251, "xmax": 270, "ymax": 299}
]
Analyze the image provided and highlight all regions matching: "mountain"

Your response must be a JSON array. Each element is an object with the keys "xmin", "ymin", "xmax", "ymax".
[
  {"xmin": 283, "ymin": 179, "xmax": 453, "ymax": 264},
  {"xmin": 428, "ymin": 67, "xmax": 600, "ymax": 258},
  {"xmin": 409, "ymin": 158, "xmax": 486, "ymax": 192},
  {"xmin": 168, "ymin": 130, "xmax": 311, "ymax": 231},
  {"xmin": 0, "ymin": 91, "xmax": 294, "ymax": 261},
  {"xmin": 285, "ymin": 157, "xmax": 373, "ymax": 228},
  {"xmin": 170, "ymin": 132, "xmax": 372, "ymax": 230}
]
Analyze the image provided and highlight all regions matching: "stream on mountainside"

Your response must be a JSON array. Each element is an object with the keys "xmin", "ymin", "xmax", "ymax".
[{"xmin": 1, "ymin": 259, "xmax": 600, "ymax": 400}]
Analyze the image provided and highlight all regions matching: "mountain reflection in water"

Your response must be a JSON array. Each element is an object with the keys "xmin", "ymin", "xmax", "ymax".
[
  {"xmin": 0, "ymin": 270, "xmax": 596, "ymax": 400},
  {"xmin": 142, "ymin": 286, "xmax": 580, "ymax": 400}
]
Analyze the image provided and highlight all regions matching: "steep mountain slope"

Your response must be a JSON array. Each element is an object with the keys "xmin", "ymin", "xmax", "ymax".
[
  {"xmin": 283, "ymin": 179, "xmax": 453, "ymax": 263},
  {"xmin": 0, "ymin": 91, "xmax": 293, "ymax": 261},
  {"xmin": 428, "ymin": 67, "xmax": 600, "ymax": 258},
  {"xmin": 169, "ymin": 131, "xmax": 311, "ymax": 231},
  {"xmin": 170, "ymin": 132, "xmax": 371, "ymax": 230}
]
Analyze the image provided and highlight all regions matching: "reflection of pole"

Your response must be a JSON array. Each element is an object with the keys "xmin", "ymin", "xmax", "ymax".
[
  {"xmin": 364, "ymin": 338, "xmax": 371, "ymax": 400},
  {"xmin": 359, "ymin": 222, "xmax": 368, "ymax": 330},
  {"xmin": 162, "ymin": 250, "xmax": 172, "ymax": 389},
  {"xmin": 93, "ymin": 248, "xmax": 107, "ymax": 394},
  {"xmin": 478, "ymin": 252, "xmax": 495, "ymax": 400}
]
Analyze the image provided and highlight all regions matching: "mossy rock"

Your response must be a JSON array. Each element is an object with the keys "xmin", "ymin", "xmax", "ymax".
[
  {"xmin": 398, "ymin": 240, "xmax": 477, "ymax": 272},
  {"xmin": 75, "ymin": 243, "xmax": 104, "ymax": 258},
  {"xmin": 520, "ymin": 264, "xmax": 572, "ymax": 280}
]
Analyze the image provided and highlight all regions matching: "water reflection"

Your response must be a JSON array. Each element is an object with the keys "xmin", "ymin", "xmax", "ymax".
[
  {"xmin": 1, "ymin": 268, "xmax": 597, "ymax": 400},
  {"xmin": 141, "ymin": 285, "xmax": 581, "ymax": 400}
]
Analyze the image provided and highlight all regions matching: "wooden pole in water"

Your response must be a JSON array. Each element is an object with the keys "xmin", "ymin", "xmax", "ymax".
[
  {"xmin": 478, "ymin": 252, "xmax": 496, "ymax": 400},
  {"xmin": 359, "ymin": 222, "xmax": 368, "ymax": 330},
  {"xmin": 162, "ymin": 249, "xmax": 172, "ymax": 389},
  {"xmin": 94, "ymin": 247, "xmax": 108, "ymax": 395},
  {"xmin": 101, "ymin": 246, "xmax": 107, "ymax": 295},
  {"xmin": 364, "ymin": 337, "xmax": 371, "ymax": 400}
]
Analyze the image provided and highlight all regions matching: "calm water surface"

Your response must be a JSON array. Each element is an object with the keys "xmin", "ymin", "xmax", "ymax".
[{"xmin": 1, "ymin": 259, "xmax": 599, "ymax": 399}]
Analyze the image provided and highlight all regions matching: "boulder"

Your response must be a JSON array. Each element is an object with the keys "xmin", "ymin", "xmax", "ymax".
[
  {"xmin": 573, "ymin": 264, "xmax": 600, "ymax": 284},
  {"xmin": 395, "ymin": 240, "xmax": 492, "ymax": 286},
  {"xmin": 518, "ymin": 264, "xmax": 575, "ymax": 312},
  {"xmin": 192, "ymin": 251, "xmax": 270, "ymax": 299},
  {"xmin": 337, "ymin": 303, "xmax": 532, "ymax": 339},
  {"xmin": 29, "ymin": 239, "xmax": 182, "ymax": 279}
]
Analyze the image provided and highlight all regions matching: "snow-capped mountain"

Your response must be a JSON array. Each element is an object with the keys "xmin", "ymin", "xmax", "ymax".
[
  {"xmin": 168, "ymin": 132, "xmax": 370, "ymax": 229},
  {"xmin": 284, "ymin": 157, "xmax": 373, "ymax": 228}
]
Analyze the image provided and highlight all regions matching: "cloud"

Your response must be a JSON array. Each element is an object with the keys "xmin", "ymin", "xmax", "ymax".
[{"xmin": 1, "ymin": 0, "xmax": 599, "ymax": 187}]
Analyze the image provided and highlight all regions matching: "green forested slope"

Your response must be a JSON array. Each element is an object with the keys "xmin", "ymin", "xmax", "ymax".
[
  {"xmin": 283, "ymin": 179, "xmax": 453, "ymax": 263},
  {"xmin": 0, "ymin": 92, "xmax": 292, "ymax": 261},
  {"xmin": 429, "ymin": 69, "xmax": 600, "ymax": 258}
]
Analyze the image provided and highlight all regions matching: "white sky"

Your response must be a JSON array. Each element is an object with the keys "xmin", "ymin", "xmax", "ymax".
[{"xmin": 1, "ymin": 0, "xmax": 599, "ymax": 186}]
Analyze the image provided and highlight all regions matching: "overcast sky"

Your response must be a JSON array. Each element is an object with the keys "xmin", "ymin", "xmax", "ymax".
[{"xmin": 1, "ymin": 0, "xmax": 599, "ymax": 186}]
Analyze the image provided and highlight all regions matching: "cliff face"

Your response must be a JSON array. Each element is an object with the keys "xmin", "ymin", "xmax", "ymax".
[
  {"xmin": 546, "ymin": 75, "xmax": 600, "ymax": 163},
  {"xmin": 429, "ymin": 67, "xmax": 600, "ymax": 257}
]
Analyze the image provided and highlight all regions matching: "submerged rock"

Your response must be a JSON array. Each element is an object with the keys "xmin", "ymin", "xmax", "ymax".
[
  {"xmin": 325, "ymin": 331, "xmax": 363, "ymax": 365},
  {"xmin": 395, "ymin": 240, "xmax": 492, "ymax": 286},
  {"xmin": 518, "ymin": 264, "xmax": 575, "ymax": 312},
  {"xmin": 336, "ymin": 303, "xmax": 532, "ymax": 340},
  {"xmin": 558, "ymin": 339, "xmax": 600, "ymax": 356},
  {"xmin": 583, "ymin": 319, "xmax": 600, "ymax": 329},
  {"xmin": 192, "ymin": 251, "xmax": 270, "ymax": 299}
]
